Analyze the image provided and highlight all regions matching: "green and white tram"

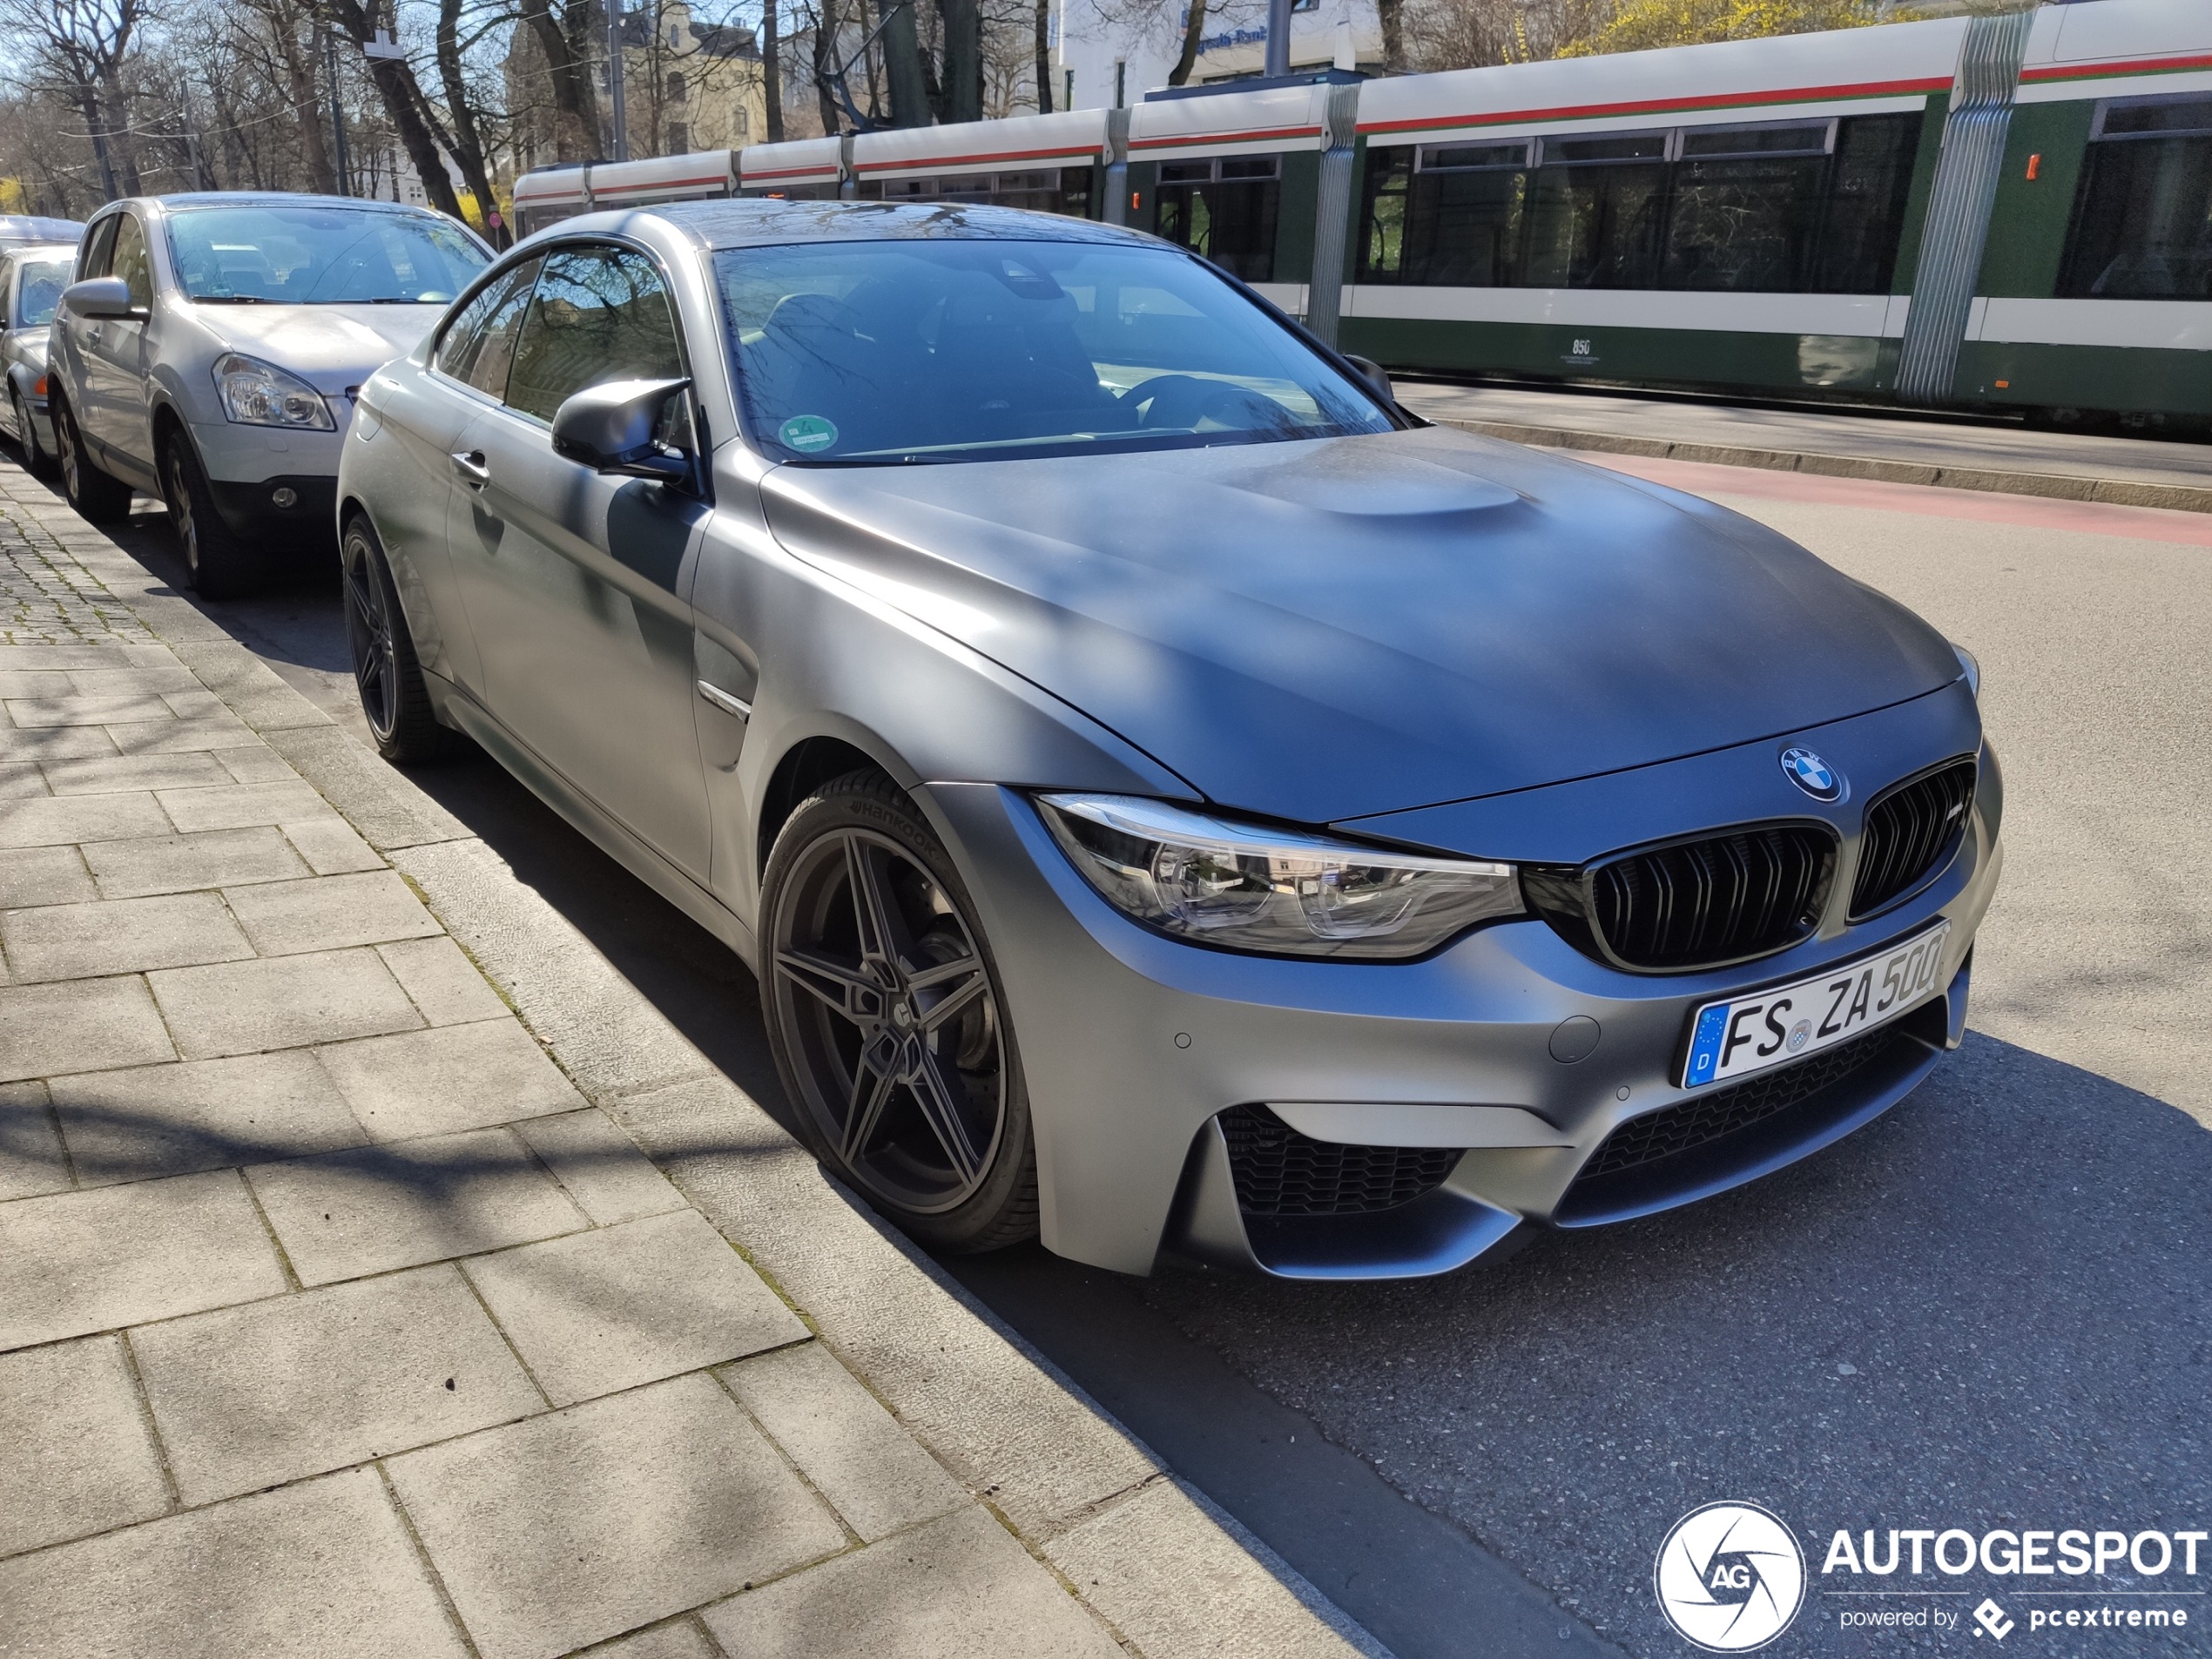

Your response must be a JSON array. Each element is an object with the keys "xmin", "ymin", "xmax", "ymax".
[{"xmin": 511, "ymin": 0, "xmax": 2212, "ymax": 425}]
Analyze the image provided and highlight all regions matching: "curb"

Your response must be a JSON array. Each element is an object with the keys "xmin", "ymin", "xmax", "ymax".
[
  {"xmin": 17, "ymin": 490, "xmax": 1392, "ymax": 1659},
  {"xmin": 1425, "ymin": 417, "xmax": 2212, "ymax": 516}
]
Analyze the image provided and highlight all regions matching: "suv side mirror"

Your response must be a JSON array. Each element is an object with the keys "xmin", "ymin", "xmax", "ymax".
[
  {"xmin": 550, "ymin": 376, "xmax": 694, "ymax": 484},
  {"xmin": 1344, "ymin": 354, "xmax": 1394, "ymax": 405},
  {"xmin": 63, "ymin": 276, "xmax": 142, "ymax": 321}
]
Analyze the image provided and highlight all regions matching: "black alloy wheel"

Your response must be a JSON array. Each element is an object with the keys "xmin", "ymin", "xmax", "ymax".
[
  {"xmin": 763, "ymin": 772, "xmax": 1036, "ymax": 1251},
  {"xmin": 340, "ymin": 516, "xmax": 442, "ymax": 764},
  {"xmin": 52, "ymin": 395, "xmax": 132, "ymax": 523},
  {"xmin": 11, "ymin": 390, "xmax": 57, "ymax": 479}
]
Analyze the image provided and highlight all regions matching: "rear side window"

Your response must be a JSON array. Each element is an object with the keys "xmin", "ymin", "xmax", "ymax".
[
  {"xmin": 435, "ymin": 258, "xmax": 543, "ymax": 399},
  {"xmin": 502, "ymin": 246, "xmax": 684, "ymax": 424},
  {"xmin": 111, "ymin": 215, "xmax": 153, "ymax": 309}
]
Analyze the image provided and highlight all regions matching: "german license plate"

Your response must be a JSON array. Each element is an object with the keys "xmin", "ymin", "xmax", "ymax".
[{"xmin": 1679, "ymin": 921, "xmax": 1952, "ymax": 1089}]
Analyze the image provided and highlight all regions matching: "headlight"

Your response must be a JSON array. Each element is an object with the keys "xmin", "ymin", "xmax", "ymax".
[
  {"xmin": 1952, "ymin": 643, "xmax": 1981, "ymax": 698},
  {"xmin": 1037, "ymin": 793, "xmax": 1522, "ymax": 960},
  {"xmin": 213, "ymin": 353, "xmax": 335, "ymax": 430}
]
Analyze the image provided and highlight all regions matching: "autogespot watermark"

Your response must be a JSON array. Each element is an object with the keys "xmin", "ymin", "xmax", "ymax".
[{"xmin": 1656, "ymin": 1508, "xmax": 2207, "ymax": 1647}]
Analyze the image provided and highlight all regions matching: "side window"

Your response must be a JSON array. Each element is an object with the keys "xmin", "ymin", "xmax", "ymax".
[
  {"xmin": 111, "ymin": 214, "xmax": 153, "ymax": 309},
  {"xmin": 435, "ymin": 257, "xmax": 543, "ymax": 399},
  {"xmin": 78, "ymin": 215, "xmax": 120, "ymax": 281},
  {"xmin": 504, "ymin": 245, "xmax": 685, "ymax": 425}
]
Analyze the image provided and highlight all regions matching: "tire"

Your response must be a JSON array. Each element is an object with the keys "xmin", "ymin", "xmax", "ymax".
[
  {"xmin": 11, "ymin": 389, "xmax": 57, "ymax": 480},
  {"xmin": 52, "ymin": 393, "xmax": 133, "ymax": 523},
  {"xmin": 162, "ymin": 434, "xmax": 263, "ymax": 599},
  {"xmin": 341, "ymin": 515, "xmax": 443, "ymax": 764},
  {"xmin": 762, "ymin": 770, "xmax": 1038, "ymax": 1252}
]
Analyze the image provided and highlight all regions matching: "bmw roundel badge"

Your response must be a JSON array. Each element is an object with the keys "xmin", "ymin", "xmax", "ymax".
[{"xmin": 1779, "ymin": 747, "xmax": 1844, "ymax": 802}]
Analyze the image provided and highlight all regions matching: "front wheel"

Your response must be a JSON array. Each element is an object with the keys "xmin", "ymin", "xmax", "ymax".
[
  {"xmin": 163, "ymin": 435, "xmax": 263, "ymax": 599},
  {"xmin": 53, "ymin": 394, "xmax": 133, "ymax": 523},
  {"xmin": 341, "ymin": 515, "xmax": 443, "ymax": 764},
  {"xmin": 762, "ymin": 771, "xmax": 1038, "ymax": 1252},
  {"xmin": 11, "ymin": 390, "xmax": 57, "ymax": 479}
]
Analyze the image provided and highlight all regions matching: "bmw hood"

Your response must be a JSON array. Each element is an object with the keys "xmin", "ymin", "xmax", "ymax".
[
  {"xmin": 759, "ymin": 425, "xmax": 1963, "ymax": 826},
  {"xmin": 188, "ymin": 302, "xmax": 442, "ymax": 395}
]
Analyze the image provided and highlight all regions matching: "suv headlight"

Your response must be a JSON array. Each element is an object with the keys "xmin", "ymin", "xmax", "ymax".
[
  {"xmin": 1037, "ymin": 793, "xmax": 1522, "ymax": 960},
  {"xmin": 213, "ymin": 352, "xmax": 335, "ymax": 430}
]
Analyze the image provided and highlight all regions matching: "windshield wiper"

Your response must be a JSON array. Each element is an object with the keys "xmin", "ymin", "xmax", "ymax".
[{"xmin": 192, "ymin": 294, "xmax": 273, "ymax": 303}]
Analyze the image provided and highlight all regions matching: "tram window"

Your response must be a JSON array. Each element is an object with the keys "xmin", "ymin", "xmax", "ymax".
[
  {"xmin": 1524, "ymin": 151, "xmax": 1667, "ymax": 288},
  {"xmin": 1155, "ymin": 155, "xmax": 1282, "ymax": 282},
  {"xmin": 1419, "ymin": 142, "xmax": 1531, "ymax": 172},
  {"xmin": 2096, "ymin": 98, "xmax": 2212, "ymax": 138},
  {"xmin": 2060, "ymin": 100, "xmax": 2212, "ymax": 298},
  {"xmin": 1357, "ymin": 112, "xmax": 1918, "ymax": 293},
  {"xmin": 1810, "ymin": 113, "xmax": 1922, "ymax": 293},
  {"xmin": 1678, "ymin": 120, "xmax": 1831, "ymax": 160},
  {"xmin": 1538, "ymin": 132, "xmax": 1668, "ymax": 166},
  {"xmin": 1663, "ymin": 126, "xmax": 1831, "ymax": 290},
  {"xmin": 863, "ymin": 170, "xmax": 1093, "ymax": 219}
]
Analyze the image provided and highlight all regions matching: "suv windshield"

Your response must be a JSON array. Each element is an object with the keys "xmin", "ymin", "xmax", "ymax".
[
  {"xmin": 716, "ymin": 239, "xmax": 1392, "ymax": 464},
  {"xmin": 14, "ymin": 257, "xmax": 71, "ymax": 327},
  {"xmin": 166, "ymin": 205, "xmax": 488, "ymax": 304}
]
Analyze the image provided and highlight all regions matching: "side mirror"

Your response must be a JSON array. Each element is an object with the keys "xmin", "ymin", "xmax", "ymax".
[
  {"xmin": 1344, "ymin": 354, "xmax": 1394, "ymax": 405},
  {"xmin": 550, "ymin": 376, "xmax": 694, "ymax": 483},
  {"xmin": 63, "ymin": 276, "xmax": 141, "ymax": 321}
]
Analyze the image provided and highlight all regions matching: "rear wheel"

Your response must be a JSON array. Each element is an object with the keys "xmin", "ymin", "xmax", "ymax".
[
  {"xmin": 762, "ymin": 771, "xmax": 1037, "ymax": 1251},
  {"xmin": 10, "ymin": 389, "xmax": 57, "ymax": 479},
  {"xmin": 341, "ymin": 515, "xmax": 442, "ymax": 764},
  {"xmin": 52, "ymin": 394, "xmax": 133, "ymax": 523},
  {"xmin": 163, "ymin": 435, "xmax": 262, "ymax": 599}
]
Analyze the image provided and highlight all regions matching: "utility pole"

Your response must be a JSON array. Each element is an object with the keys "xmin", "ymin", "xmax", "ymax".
[
  {"xmin": 1264, "ymin": 0, "xmax": 1291, "ymax": 78},
  {"xmin": 606, "ymin": 0, "xmax": 630, "ymax": 161},
  {"xmin": 325, "ymin": 29, "xmax": 352, "ymax": 193}
]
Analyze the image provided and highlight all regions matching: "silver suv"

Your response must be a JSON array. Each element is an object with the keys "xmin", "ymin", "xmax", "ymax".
[{"xmin": 50, "ymin": 193, "xmax": 489, "ymax": 596}]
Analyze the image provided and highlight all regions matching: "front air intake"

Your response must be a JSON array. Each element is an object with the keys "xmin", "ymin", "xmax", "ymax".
[
  {"xmin": 1851, "ymin": 758, "xmax": 1977, "ymax": 919},
  {"xmin": 1526, "ymin": 824, "xmax": 1837, "ymax": 974},
  {"xmin": 1218, "ymin": 1105, "xmax": 1460, "ymax": 1217}
]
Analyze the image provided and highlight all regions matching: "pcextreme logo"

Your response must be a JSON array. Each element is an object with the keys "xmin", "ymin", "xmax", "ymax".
[{"xmin": 1656, "ymin": 1502, "xmax": 1808, "ymax": 1652}]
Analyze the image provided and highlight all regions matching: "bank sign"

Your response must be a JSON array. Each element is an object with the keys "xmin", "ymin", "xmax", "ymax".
[{"xmin": 1656, "ymin": 1503, "xmax": 2205, "ymax": 1649}]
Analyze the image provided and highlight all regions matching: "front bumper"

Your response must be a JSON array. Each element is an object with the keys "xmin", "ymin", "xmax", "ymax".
[
  {"xmin": 924, "ymin": 695, "xmax": 2003, "ymax": 1281},
  {"xmin": 190, "ymin": 416, "xmax": 345, "ymax": 545}
]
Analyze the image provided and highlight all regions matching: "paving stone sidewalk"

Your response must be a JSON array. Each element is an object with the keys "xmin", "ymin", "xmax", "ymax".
[{"xmin": 0, "ymin": 467, "xmax": 1381, "ymax": 1659}]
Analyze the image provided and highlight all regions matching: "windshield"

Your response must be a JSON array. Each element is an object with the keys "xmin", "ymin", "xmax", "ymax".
[
  {"xmin": 165, "ymin": 205, "xmax": 488, "ymax": 304},
  {"xmin": 715, "ymin": 239, "xmax": 1393, "ymax": 464},
  {"xmin": 14, "ymin": 258, "xmax": 71, "ymax": 327}
]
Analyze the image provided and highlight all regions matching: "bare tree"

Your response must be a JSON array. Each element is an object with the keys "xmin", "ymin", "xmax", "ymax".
[{"xmin": 3, "ymin": 0, "xmax": 157, "ymax": 199}]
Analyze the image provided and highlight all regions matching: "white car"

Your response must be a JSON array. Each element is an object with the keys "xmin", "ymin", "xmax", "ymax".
[{"xmin": 49, "ymin": 192, "xmax": 489, "ymax": 596}]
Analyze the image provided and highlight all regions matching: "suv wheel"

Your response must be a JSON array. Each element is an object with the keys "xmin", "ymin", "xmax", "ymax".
[
  {"xmin": 341, "ymin": 515, "xmax": 442, "ymax": 763},
  {"xmin": 10, "ymin": 389, "xmax": 57, "ymax": 480},
  {"xmin": 52, "ymin": 395, "xmax": 133, "ymax": 523},
  {"xmin": 163, "ymin": 434, "xmax": 261, "ymax": 599},
  {"xmin": 762, "ymin": 770, "xmax": 1038, "ymax": 1252}
]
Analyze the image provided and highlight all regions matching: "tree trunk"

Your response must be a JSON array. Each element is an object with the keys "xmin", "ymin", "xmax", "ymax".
[
  {"xmin": 275, "ymin": 16, "xmax": 338, "ymax": 192},
  {"xmin": 436, "ymin": 0, "xmax": 506, "ymax": 241},
  {"xmin": 878, "ymin": 0, "xmax": 927, "ymax": 127},
  {"xmin": 73, "ymin": 85, "xmax": 121, "ymax": 199},
  {"xmin": 762, "ymin": 0, "xmax": 784, "ymax": 140},
  {"xmin": 1377, "ymin": 0, "xmax": 1404, "ymax": 73},
  {"xmin": 812, "ymin": 0, "xmax": 842, "ymax": 135},
  {"xmin": 1032, "ymin": 0, "xmax": 1051, "ymax": 112},
  {"xmin": 1167, "ymin": 0, "xmax": 1205, "ymax": 86},
  {"xmin": 516, "ymin": 0, "xmax": 604, "ymax": 160},
  {"xmin": 939, "ymin": 0, "xmax": 979, "ymax": 123},
  {"xmin": 319, "ymin": 0, "xmax": 471, "ymax": 217}
]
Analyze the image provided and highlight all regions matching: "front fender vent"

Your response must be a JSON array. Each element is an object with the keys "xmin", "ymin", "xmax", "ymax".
[{"xmin": 1219, "ymin": 1105, "xmax": 1460, "ymax": 1217}]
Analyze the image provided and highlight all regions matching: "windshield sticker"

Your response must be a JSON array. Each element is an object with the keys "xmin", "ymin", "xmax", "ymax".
[{"xmin": 780, "ymin": 414, "xmax": 839, "ymax": 454}]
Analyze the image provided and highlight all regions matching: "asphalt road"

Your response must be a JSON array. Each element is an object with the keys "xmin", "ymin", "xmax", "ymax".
[{"xmin": 26, "ymin": 448, "xmax": 2209, "ymax": 1658}]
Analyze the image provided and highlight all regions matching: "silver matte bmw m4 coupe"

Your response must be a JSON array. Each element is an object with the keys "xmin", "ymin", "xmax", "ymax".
[{"xmin": 337, "ymin": 199, "xmax": 2002, "ymax": 1280}]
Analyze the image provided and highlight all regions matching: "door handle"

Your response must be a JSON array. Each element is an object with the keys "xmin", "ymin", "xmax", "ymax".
[{"xmin": 450, "ymin": 449, "xmax": 489, "ymax": 487}]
